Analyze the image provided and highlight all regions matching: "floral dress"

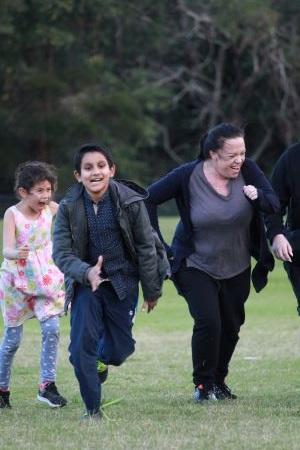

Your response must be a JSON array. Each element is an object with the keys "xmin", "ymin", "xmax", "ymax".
[{"xmin": 0, "ymin": 205, "xmax": 65, "ymax": 327}]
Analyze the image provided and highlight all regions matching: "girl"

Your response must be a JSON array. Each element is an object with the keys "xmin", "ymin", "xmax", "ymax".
[{"xmin": 0, "ymin": 161, "xmax": 67, "ymax": 408}]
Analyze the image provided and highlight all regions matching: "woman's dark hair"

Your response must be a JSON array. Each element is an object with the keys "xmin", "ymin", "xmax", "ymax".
[
  {"xmin": 74, "ymin": 143, "xmax": 114, "ymax": 173},
  {"xmin": 14, "ymin": 161, "xmax": 57, "ymax": 194},
  {"xmin": 198, "ymin": 123, "xmax": 244, "ymax": 160}
]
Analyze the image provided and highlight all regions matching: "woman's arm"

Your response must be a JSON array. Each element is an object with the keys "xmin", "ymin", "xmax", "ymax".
[{"xmin": 146, "ymin": 165, "xmax": 184, "ymax": 252}]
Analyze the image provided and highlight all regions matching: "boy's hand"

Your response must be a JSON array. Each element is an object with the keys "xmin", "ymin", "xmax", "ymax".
[
  {"xmin": 87, "ymin": 255, "xmax": 104, "ymax": 291},
  {"xmin": 141, "ymin": 300, "xmax": 158, "ymax": 313}
]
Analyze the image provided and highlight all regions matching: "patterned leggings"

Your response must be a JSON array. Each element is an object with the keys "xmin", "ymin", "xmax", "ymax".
[{"xmin": 0, "ymin": 316, "xmax": 60, "ymax": 390}]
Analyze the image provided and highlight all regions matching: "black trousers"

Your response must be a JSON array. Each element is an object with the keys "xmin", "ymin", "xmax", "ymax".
[
  {"xmin": 284, "ymin": 262, "xmax": 300, "ymax": 315},
  {"xmin": 175, "ymin": 264, "xmax": 251, "ymax": 386}
]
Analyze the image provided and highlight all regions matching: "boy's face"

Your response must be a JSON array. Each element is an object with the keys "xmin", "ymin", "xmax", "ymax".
[{"xmin": 74, "ymin": 151, "xmax": 115, "ymax": 202}]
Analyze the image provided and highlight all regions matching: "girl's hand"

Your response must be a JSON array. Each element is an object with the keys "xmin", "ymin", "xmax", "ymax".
[
  {"xmin": 243, "ymin": 185, "xmax": 258, "ymax": 200},
  {"xmin": 17, "ymin": 245, "xmax": 30, "ymax": 260}
]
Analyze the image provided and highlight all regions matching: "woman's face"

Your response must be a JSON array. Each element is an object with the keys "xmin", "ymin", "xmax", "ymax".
[{"xmin": 210, "ymin": 137, "xmax": 246, "ymax": 179}]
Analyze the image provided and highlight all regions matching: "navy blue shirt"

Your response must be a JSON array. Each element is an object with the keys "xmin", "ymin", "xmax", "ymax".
[{"xmin": 84, "ymin": 189, "xmax": 138, "ymax": 300}]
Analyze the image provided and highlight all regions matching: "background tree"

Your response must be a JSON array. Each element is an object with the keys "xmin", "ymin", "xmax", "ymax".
[{"xmin": 0, "ymin": 0, "xmax": 300, "ymax": 202}]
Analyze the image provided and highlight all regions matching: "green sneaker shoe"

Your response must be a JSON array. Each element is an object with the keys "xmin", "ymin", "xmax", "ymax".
[{"xmin": 96, "ymin": 360, "xmax": 108, "ymax": 384}]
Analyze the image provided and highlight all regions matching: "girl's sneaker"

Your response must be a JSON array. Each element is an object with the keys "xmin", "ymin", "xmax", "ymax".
[
  {"xmin": 0, "ymin": 390, "xmax": 11, "ymax": 408},
  {"xmin": 37, "ymin": 382, "xmax": 67, "ymax": 408}
]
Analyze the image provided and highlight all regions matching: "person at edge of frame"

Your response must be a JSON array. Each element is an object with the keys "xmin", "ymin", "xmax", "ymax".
[{"xmin": 265, "ymin": 142, "xmax": 300, "ymax": 316}]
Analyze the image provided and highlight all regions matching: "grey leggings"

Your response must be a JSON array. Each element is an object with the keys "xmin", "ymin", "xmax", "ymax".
[{"xmin": 0, "ymin": 316, "xmax": 60, "ymax": 390}]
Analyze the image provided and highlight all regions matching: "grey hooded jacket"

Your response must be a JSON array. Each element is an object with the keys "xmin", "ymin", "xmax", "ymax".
[{"xmin": 52, "ymin": 179, "xmax": 168, "ymax": 310}]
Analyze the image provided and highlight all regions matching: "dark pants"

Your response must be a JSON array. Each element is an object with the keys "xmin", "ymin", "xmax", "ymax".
[
  {"xmin": 284, "ymin": 262, "xmax": 300, "ymax": 315},
  {"xmin": 69, "ymin": 282, "xmax": 136, "ymax": 413},
  {"xmin": 175, "ymin": 264, "xmax": 251, "ymax": 386}
]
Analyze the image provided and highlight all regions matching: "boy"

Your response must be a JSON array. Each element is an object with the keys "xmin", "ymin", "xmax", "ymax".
[{"xmin": 53, "ymin": 144, "xmax": 167, "ymax": 419}]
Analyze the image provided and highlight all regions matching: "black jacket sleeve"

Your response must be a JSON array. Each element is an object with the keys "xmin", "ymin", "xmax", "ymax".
[{"xmin": 264, "ymin": 152, "xmax": 290, "ymax": 242}]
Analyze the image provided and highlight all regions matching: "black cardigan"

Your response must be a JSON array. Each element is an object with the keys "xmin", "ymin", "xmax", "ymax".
[{"xmin": 146, "ymin": 158, "xmax": 280, "ymax": 293}]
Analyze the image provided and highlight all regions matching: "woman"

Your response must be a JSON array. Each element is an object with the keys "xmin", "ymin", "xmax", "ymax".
[{"xmin": 146, "ymin": 123, "xmax": 279, "ymax": 402}]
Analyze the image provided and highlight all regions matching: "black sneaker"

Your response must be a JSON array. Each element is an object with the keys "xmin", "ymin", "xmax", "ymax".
[
  {"xmin": 37, "ymin": 382, "xmax": 67, "ymax": 408},
  {"xmin": 194, "ymin": 384, "xmax": 217, "ymax": 402},
  {"xmin": 0, "ymin": 390, "xmax": 11, "ymax": 408},
  {"xmin": 97, "ymin": 360, "xmax": 108, "ymax": 384},
  {"xmin": 214, "ymin": 383, "xmax": 237, "ymax": 400}
]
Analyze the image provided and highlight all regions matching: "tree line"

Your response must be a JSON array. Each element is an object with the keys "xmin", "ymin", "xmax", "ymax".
[{"xmin": 1, "ymin": 0, "xmax": 300, "ymax": 195}]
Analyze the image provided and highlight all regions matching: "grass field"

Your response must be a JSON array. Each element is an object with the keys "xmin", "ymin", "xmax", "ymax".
[{"xmin": 1, "ymin": 217, "xmax": 300, "ymax": 449}]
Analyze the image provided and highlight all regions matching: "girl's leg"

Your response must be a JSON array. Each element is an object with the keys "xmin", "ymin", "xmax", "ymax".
[
  {"xmin": 39, "ymin": 316, "xmax": 60, "ymax": 384},
  {"xmin": 0, "ymin": 325, "xmax": 23, "ymax": 390},
  {"xmin": 38, "ymin": 316, "xmax": 66, "ymax": 407}
]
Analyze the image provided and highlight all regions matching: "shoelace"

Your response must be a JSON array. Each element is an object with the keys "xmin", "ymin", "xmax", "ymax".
[{"xmin": 100, "ymin": 397, "xmax": 123, "ymax": 421}]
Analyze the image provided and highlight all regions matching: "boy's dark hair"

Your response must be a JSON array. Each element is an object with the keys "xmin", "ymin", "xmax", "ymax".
[
  {"xmin": 74, "ymin": 143, "xmax": 114, "ymax": 173},
  {"xmin": 14, "ymin": 161, "xmax": 57, "ymax": 194},
  {"xmin": 198, "ymin": 123, "xmax": 244, "ymax": 160}
]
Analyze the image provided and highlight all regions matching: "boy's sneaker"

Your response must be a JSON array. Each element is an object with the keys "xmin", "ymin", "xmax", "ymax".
[
  {"xmin": 97, "ymin": 360, "xmax": 108, "ymax": 384},
  {"xmin": 214, "ymin": 383, "xmax": 237, "ymax": 400},
  {"xmin": 0, "ymin": 390, "xmax": 11, "ymax": 408},
  {"xmin": 37, "ymin": 382, "xmax": 67, "ymax": 408},
  {"xmin": 194, "ymin": 384, "xmax": 217, "ymax": 402},
  {"xmin": 81, "ymin": 410, "xmax": 102, "ymax": 421}
]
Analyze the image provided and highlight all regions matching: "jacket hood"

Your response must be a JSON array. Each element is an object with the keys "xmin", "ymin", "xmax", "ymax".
[{"xmin": 110, "ymin": 179, "xmax": 148, "ymax": 206}]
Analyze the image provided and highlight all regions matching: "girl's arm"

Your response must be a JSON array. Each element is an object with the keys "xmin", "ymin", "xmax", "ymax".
[
  {"xmin": 49, "ymin": 201, "xmax": 59, "ymax": 216},
  {"xmin": 2, "ymin": 208, "xmax": 29, "ymax": 260}
]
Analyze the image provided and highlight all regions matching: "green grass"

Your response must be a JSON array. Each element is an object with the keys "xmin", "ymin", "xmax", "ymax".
[{"xmin": 1, "ymin": 217, "xmax": 300, "ymax": 449}]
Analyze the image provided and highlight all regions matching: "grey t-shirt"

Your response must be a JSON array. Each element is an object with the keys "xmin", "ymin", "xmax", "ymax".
[{"xmin": 186, "ymin": 161, "xmax": 253, "ymax": 279}]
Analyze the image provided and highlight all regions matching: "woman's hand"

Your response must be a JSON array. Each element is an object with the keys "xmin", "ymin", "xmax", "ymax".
[{"xmin": 243, "ymin": 185, "xmax": 258, "ymax": 200}]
